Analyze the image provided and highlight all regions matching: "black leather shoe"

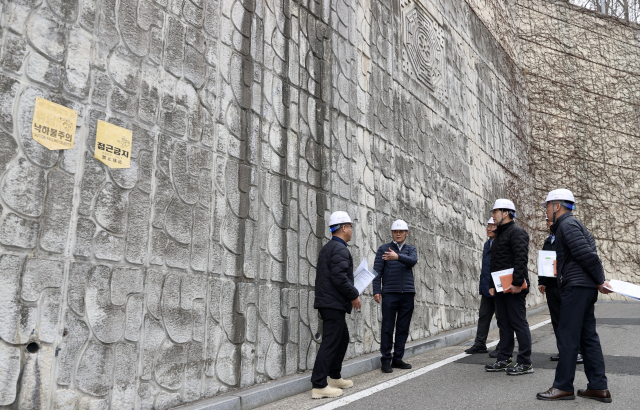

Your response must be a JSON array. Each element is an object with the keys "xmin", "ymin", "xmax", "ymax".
[
  {"xmin": 465, "ymin": 345, "xmax": 488, "ymax": 354},
  {"xmin": 577, "ymin": 388, "xmax": 612, "ymax": 403},
  {"xmin": 381, "ymin": 362, "xmax": 393, "ymax": 373},
  {"xmin": 576, "ymin": 354, "xmax": 584, "ymax": 364},
  {"xmin": 488, "ymin": 349, "xmax": 499, "ymax": 358},
  {"xmin": 392, "ymin": 360, "xmax": 412, "ymax": 369},
  {"xmin": 550, "ymin": 355, "xmax": 559, "ymax": 361},
  {"xmin": 537, "ymin": 387, "xmax": 575, "ymax": 401}
]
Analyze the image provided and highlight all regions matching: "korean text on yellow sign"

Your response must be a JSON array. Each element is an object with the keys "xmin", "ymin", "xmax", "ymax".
[
  {"xmin": 94, "ymin": 120, "xmax": 132, "ymax": 169},
  {"xmin": 31, "ymin": 97, "xmax": 78, "ymax": 150}
]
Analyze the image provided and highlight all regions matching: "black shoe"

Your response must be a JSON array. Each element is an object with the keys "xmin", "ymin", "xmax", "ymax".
[
  {"xmin": 381, "ymin": 362, "xmax": 393, "ymax": 373},
  {"xmin": 550, "ymin": 355, "xmax": 559, "ymax": 361},
  {"xmin": 506, "ymin": 363, "xmax": 534, "ymax": 376},
  {"xmin": 488, "ymin": 349, "xmax": 499, "ymax": 358},
  {"xmin": 577, "ymin": 354, "xmax": 584, "ymax": 364},
  {"xmin": 392, "ymin": 360, "xmax": 412, "ymax": 369},
  {"xmin": 465, "ymin": 345, "xmax": 488, "ymax": 354},
  {"xmin": 485, "ymin": 359, "xmax": 511, "ymax": 372}
]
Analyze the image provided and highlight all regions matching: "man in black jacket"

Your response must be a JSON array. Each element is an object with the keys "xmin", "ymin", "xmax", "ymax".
[
  {"xmin": 373, "ymin": 219, "xmax": 418, "ymax": 373},
  {"xmin": 537, "ymin": 189, "xmax": 613, "ymax": 402},
  {"xmin": 538, "ymin": 216, "xmax": 584, "ymax": 364},
  {"xmin": 484, "ymin": 199, "xmax": 533, "ymax": 376},
  {"xmin": 465, "ymin": 217, "xmax": 502, "ymax": 357},
  {"xmin": 311, "ymin": 211, "xmax": 361, "ymax": 399}
]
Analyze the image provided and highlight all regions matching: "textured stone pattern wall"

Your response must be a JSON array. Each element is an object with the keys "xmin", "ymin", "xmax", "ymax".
[
  {"xmin": 514, "ymin": 0, "xmax": 640, "ymax": 291},
  {"xmin": 0, "ymin": 0, "xmax": 527, "ymax": 409}
]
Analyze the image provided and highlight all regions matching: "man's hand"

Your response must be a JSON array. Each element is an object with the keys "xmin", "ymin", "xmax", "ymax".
[
  {"xmin": 506, "ymin": 285, "xmax": 522, "ymax": 294},
  {"xmin": 489, "ymin": 288, "xmax": 495, "ymax": 296},
  {"xmin": 538, "ymin": 285, "xmax": 546, "ymax": 295},
  {"xmin": 374, "ymin": 294, "xmax": 382, "ymax": 304},
  {"xmin": 382, "ymin": 248, "xmax": 399, "ymax": 261},
  {"xmin": 598, "ymin": 281, "xmax": 613, "ymax": 295},
  {"xmin": 351, "ymin": 297, "xmax": 361, "ymax": 310}
]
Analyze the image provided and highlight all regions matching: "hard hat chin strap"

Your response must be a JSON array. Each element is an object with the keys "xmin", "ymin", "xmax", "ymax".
[{"xmin": 497, "ymin": 210, "xmax": 506, "ymax": 226}]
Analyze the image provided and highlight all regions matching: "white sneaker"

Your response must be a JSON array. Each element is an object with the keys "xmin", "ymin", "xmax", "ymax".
[
  {"xmin": 311, "ymin": 386, "xmax": 343, "ymax": 399},
  {"xmin": 328, "ymin": 378, "xmax": 354, "ymax": 389}
]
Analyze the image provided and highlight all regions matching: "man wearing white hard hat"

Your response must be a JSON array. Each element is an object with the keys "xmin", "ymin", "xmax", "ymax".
[
  {"xmin": 310, "ymin": 211, "xmax": 361, "ymax": 399},
  {"xmin": 484, "ymin": 199, "xmax": 534, "ymax": 376},
  {"xmin": 465, "ymin": 217, "xmax": 502, "ymax": 357},
  {"xmin": 538, "ymin": 215, "xmax": 584, "ymax": 364},
  {"xmin": 537, "ymin": 190, "xmax": 613, "ymax": 402},
  {"xmin": 372, "ymin": 219, "xmax": 418, "ymax": 373}
]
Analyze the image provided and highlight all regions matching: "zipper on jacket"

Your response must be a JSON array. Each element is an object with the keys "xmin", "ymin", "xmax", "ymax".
[{"xmin": 398, "ymin": 243, "xmax": 404, "ymax": 293}]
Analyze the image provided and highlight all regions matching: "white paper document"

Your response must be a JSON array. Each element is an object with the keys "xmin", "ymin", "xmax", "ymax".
[
  {"xmin": 491, "ymin": 268, "xmax": 514, "ymax": 293},
  {"xmin": 538, "ymin": 251, "xmax": 557, "ymax": 278},
  {"xmin": 353, "ymin": 257, "xmax": 378, "ymax": 295},
  {"xmin": 604, "ymin": 279, "xmax": 640, "ymax": 301}
]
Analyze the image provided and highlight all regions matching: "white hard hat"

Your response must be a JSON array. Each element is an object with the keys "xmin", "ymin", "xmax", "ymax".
[
  {"xmin": 487, "ymin": 217, "xmax": 495, "ymax": 224},
  {"xmin": 328, "ymin": 211, "xmax": 352, "ymax": 227},
  {"xmin": 491, "ymin": 199, "xmax": 516, "ymax": 212},
  {"xmin": 391, "ymin": 220, "xmax": 409, "ymax": 231},
  {"xmin": 542, "ymin": 189, "xmax": 575, "ymax": 208}
]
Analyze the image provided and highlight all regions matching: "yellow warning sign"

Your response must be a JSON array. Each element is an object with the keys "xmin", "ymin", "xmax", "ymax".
[
  {"xmin": 94, "ymin": 120, "xmax": 132, "ymax": 169},
  {"xmin": 31, "ymin": 97, "xmax": 78, "ymax": 150}
]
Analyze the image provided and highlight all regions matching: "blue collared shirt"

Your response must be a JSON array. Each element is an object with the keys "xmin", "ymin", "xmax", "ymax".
[
  {"xmin": 550, "ymin": 234, "xmax": 555, "ymax": 244},
  {"xmin": 332, "ymin": 236, "xmax": 348, "ymax": 247}
]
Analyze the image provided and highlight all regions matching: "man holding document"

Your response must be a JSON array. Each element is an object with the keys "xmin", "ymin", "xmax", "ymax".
[
  {"xmin": 484, "ymin": 199, "xmax": 533, "ymax": 376},
  {"xmin": 310, "ymin": 211, "xmax": 361, "ymax": 399},
  {"xmin": 538, "ymin": 216, "xmax": 583, "ymax": 364},
  {"xmin": 373, "ymin": 219, "xmax": 418, "ymax": 373},
  {"xmin": 536, "ymin": 189, "xmax": 613, "ymax": 402}
]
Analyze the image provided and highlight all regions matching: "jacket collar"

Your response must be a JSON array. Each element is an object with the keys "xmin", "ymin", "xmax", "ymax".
[
  {"xmin": 550, "ymin": 212, "xmax": 572, "ymax": 234},
  {"xmin": 331, "ymin": 236, "xmax": 348, "ymax": 247},
  {"xmin": 495, "ymin": 220, "xmax": 514, "ymax": 235}
]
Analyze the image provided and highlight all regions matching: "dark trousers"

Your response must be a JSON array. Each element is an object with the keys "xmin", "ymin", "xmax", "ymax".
[
  {"xmin": 311, "ymin": 308, "xmax": 349, "ymax": 388},
  {"xmin": 495, "ymin": 291, "xmax": 532, "ymax": 365},
  {"xmin": 380, "ymin": 293, "xmax": 415, "ymax": 363},
  {"xmin": 473, "ymin": 295, "xmax": 502, "ymax": 350},
  {"xmin": 553, "ymin": 286, "xmax": 607, "ymax": 392},
  {"xmin": 546, "ymin": 285, "xmax": 561, "ymax": 339}
]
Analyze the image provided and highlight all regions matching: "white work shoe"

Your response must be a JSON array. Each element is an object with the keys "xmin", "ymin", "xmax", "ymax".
[
  {"xmin": 328, "ymin": 378, "xmax": 354, "ymax": 389},
  {"xmin": 311, "ymin": 386, "xmax": 343, "ymax": 399}
]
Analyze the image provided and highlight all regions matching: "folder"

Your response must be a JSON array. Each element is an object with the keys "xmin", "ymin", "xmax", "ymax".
[
  {"xmin": 537, "ymin": 250, "xmax": 556, "ymax": 277},
  {"xmin": 499, "ymin": 273, "xmax": 528, "ymax": 293}
]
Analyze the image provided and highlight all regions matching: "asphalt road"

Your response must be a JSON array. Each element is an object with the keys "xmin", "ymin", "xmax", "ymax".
[{"xmin": 257, "ymin": 301, "xmax": 640, "ymax": 410}]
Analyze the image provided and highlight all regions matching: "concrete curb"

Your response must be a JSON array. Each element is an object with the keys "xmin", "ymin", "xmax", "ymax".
[{"xmin": 176, "ymin": 304, "xmax": 549, "ymax": 410}]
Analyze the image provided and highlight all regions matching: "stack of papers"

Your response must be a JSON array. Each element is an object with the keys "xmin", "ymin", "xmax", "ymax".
[
  {"xmin": 604, "ymin": 280, "xmax": 640, "ymax": 301},
  {"xmin": 538, "ymin": 251, "xmax": 556, "ymax": 277},
  {"xmin": 353, "ymin": 258, "xmax": 378, "ymax": 295},
  {"xmin": 490, "ymin": 269, "xmax": 514, "ymax": 293}
]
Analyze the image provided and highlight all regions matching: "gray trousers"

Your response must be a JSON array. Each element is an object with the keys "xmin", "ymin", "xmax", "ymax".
[{"xmin": 473, "ymin": 295, "xmax": 501, "ymax": 349}]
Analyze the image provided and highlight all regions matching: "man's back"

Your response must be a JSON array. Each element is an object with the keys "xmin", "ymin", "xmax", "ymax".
[
  {"xmin": 552, "ymin": 213, "xmax": 604, "ymax": 289},
  {"xmin": 314, "ymin": 239, "xmax": 357, "ymax": 313}
]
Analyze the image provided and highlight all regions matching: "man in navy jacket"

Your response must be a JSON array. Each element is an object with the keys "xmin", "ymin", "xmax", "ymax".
[
  {"xmin": 465, "ymin": 217, "xmax": 502, "ymax": 357},
  {"xmin": 373, "ymin": 220, "xmax": 418, "ymax": 373}
]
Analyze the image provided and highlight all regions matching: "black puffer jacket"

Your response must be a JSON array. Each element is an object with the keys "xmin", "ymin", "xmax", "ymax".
[
  {"xmin": 550, "ymin": 213, "xmax": 605, "ymax": 289},
  {"xmin": 538, "ymin": 236, "xmax": 558, "ymax": 287},
  {"xmin": 372, "ymin": 242, "xmax": 418, "ymax": 294},
  {"xmin": 489, "ymin": 221, "xmax": 530, "ymax": 290},
  {"xmin": 314, "ymin": 238, "xmax": 359, "ymax": 313}
]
